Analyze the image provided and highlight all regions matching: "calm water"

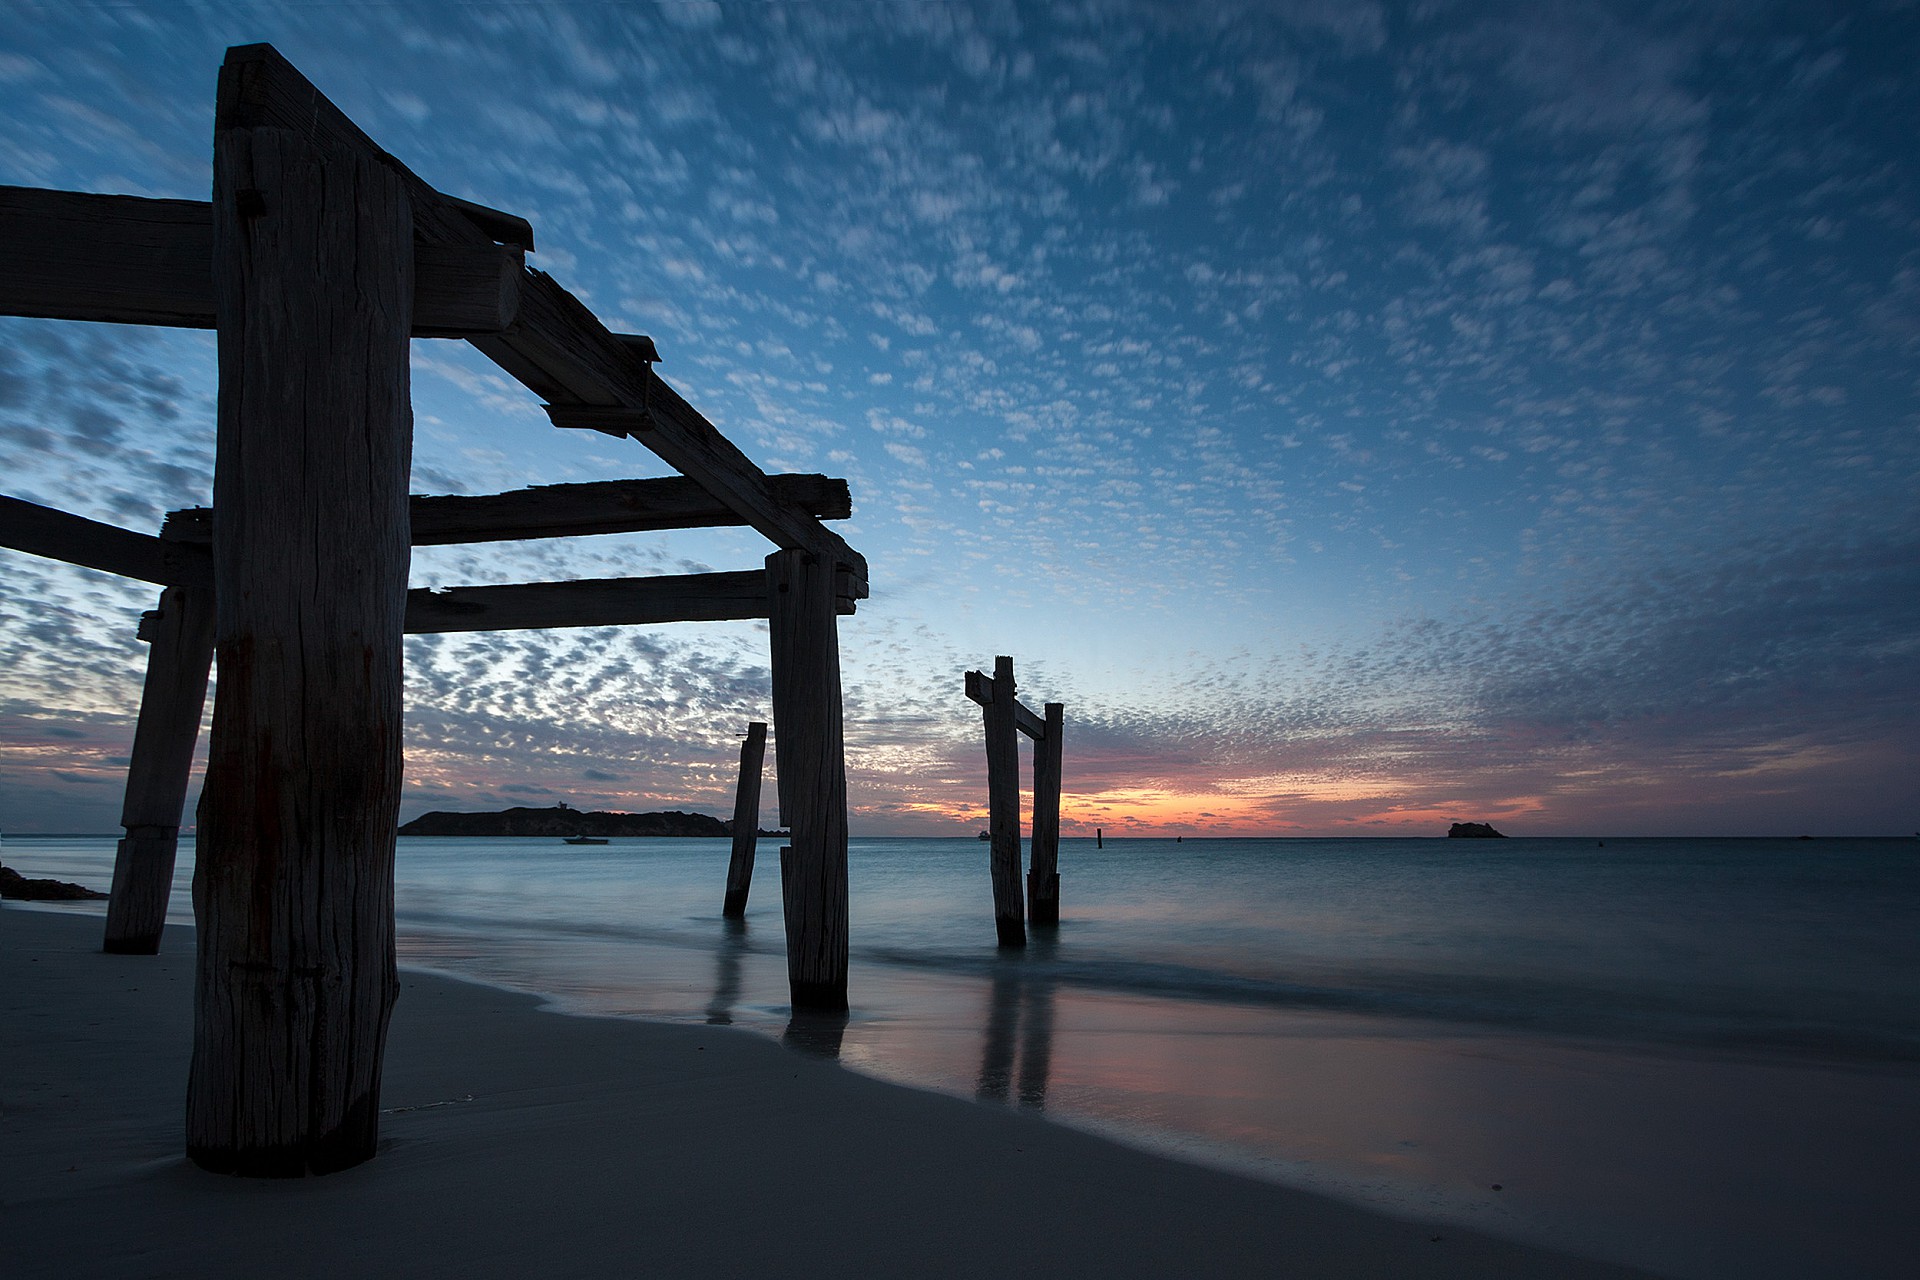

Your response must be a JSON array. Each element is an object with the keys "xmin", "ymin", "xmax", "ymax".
[{"xmin": 7, "ymin": 833, "xmax": 1918, "ymax": 1278}]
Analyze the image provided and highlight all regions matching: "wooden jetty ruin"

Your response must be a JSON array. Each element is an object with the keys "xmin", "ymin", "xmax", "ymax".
[
  {"xmin": 965, "ymin": 656, "xmax": 1064, "ymax": 947},
  {"xmin": 0, "ymin": 44, "xmax": 865, "ymax": 1174}
]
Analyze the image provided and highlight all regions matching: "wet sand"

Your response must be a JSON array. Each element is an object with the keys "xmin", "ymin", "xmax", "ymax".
[{"xmin": 0, "ymin": 905, "xmax": 1654, "ymax": 1278}]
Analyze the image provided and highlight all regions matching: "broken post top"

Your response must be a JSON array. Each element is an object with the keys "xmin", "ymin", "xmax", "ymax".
[{"xmin": 964, "ymin": 655, "xmax": 1059, "ymax": 742}]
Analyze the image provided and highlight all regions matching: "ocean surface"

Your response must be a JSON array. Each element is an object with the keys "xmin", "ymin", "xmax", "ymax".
[{"xmin": 6, "ymin": 833, "xmax": 1917, "ymax": 1278}]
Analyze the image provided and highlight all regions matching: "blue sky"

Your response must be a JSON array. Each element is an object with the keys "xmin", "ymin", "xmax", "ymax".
[{"xmin": 1, "ymin": 1, "xmax": 1915, "ymax": 836}]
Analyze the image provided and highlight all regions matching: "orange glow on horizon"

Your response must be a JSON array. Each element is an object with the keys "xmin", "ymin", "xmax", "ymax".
[{"xmin": 867, "ymin": 777, "xmax": 1551, "ymax": 838}]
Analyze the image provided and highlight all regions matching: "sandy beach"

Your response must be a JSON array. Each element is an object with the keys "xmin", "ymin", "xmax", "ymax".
[{"xmin": 1, "ymin": 905, "xmax": 1654, "ymax": 1279}]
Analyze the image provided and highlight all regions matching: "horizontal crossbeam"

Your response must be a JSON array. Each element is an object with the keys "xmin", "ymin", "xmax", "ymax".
[
  {"xmin": 160, "ymin": 474, "xmax": 851, "ymax": 546},
  {"xmin": 964, "ymin": 669, "xmax": 1048, "ymax": 740},
  {"xmin": 405, "ymin": 571, "xmax": 783, "ymax": 632},
  {"xmin": 4, "ymin": 494, "xmax": 852, "ymax": 630},
  {"xmin": 0, "ymin": 186, "xmax": 523, "ymax": 337}
]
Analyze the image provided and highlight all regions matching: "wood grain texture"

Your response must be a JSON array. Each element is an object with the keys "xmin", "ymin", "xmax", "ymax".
[
  {"xmin": 103, "ymin": 585, "xmax": 215, "ymax": 954},
  {"xmin": 1028, "ymin": 701, "xmax": 1064, "ymax": 928},
  {"xmin": 162, "ymin": 474, "xmax": 852, "ymax": 547},
  {"xmin": 983, "ymin": 655, "xmax": 1027, "ymax": 948},
  {"xmin": 185, "ymin": 114, "xmax": 411, "ymax": 1177},
  {"xmin": 0, "ymin": 186, "xmax": 522, "ymax": 336},
  {"xmin": 722, "ymin": 722, "xmax": 768, "ymax": 919},
  {"xmin": 767, "ymin": 550, "xmax": 849, "ymax": 1009}
]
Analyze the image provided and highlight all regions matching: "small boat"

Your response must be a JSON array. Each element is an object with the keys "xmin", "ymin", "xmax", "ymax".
[
  {"xmin": 977, "ymin": 830, "xmax": 991, "ymax": 840},
  {"xmin": 563, "ymin": 835, "xmax": 609, "ymax": 845}
]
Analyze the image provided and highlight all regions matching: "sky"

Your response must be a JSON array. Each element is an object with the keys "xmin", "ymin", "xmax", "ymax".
[{"xmin": 1, "ymin": 0, "xmax": 1915, "ymax": 838}]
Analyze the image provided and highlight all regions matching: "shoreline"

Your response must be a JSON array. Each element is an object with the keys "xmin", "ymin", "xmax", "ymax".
[{"xmin": 2, "ymin": 905, "xmax": 1653, "ymax": 1278}]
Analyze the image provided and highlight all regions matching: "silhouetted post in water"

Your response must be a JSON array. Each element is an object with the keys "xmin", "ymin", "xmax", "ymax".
[
  {"xmin": 1097, "ymin": 828, "xmax": 1103, "ymax": 849},
  {"xmin": 967, "ymin": 656, "xmax": 1068, "ymax": 943},
  {"xmin": 1028, "ymin": 700, "xmax": 1064, "ymax": 926},
  {"xmin": 767, "ymin": 549, "xmax": 850, "ymax": 1010},
  {"xmin": 103, "ymin": 585, "xmax": 214, "ymax": 954},
  {"xmin": 722, "ymin": 721, "xmax": 767, "ymax": 918},
  {"xmin": 186, "ymin": 45, "xmax": 412, "ymax": 1176},
  {"xmin": 973, "ymin": 655, "xmax": 1027, "ymax": 946}
]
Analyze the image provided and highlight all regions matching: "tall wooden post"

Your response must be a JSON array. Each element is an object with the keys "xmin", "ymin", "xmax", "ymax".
[
  {"xmin": 983, "ymin": 655, "xmax": 1026, "ymax": 947},
  {"xmin": 185, "ymin": 52, "xmax": 413, "ymax": 1176},
  {"xmin": 722, "ymin": 720, "xmax": 767, "ymax": 918},
  {"xmin": 103, "ymin": 585, "xmax": 215, "ymax": 954},
  {"xmin": 1027, "ymin": 700, "xmax": 1063, "ymax": 927},
  {"xmin": 767, "ymin": 550, "xmax": 849, "ymax": 1010}
]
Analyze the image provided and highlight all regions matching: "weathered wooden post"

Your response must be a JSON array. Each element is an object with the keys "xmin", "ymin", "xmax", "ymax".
[
  {"xmin": 981, "ymin": 655, "xmax": 1026, "ymax": 947},
  {"xmin": 103, "ymin": 585, "xmax": 215, "ymax": 954},
  {"xmin": 185, "ymin": 47, "xmax": 413, "ymax": 1176},
  {"xmin": 767, "ymin": 550, "xmax": 849, "ymax": 1009},
  {"xmin": 722, "ymin": 720, "xmax": 767, "ymax": 918},
  {"xmin": 1027, "ymin": 700, "xmax": 1063, "ymax": 927}
]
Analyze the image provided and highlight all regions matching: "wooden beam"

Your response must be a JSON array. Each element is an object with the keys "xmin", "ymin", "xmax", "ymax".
[
  {"xmin": 494, "ymin": 274, "xmax": 871, "ymax": 596},
  {"xmin": 966, "ymin": 666, "xmax": 1046, "ymax": 740},
  {"xmin": 104, "ymin": 585, "xmax": 215, "ymax": 954},
  {"xmin": 768, "ymin": 549, "xmax": 851, "ymax": 1010},
  {"xmin": 212, "ymin": 44, "xmax": 868, "ymax": 595},
  {"xmin": 1028, "ymin": 701, "xmax": 1063, "ymax": 928},
  {"xmin": 0, "ymin": 186, "xmax": 523, "ymax": 336},
  {"xmin": 161, "ymin": 474, "xmax": 851, "ymax": 547},
  {"xmin": 980, "ymin": 655, "xmax": 1026, "ymax": 948},
  {"xmin": 0, "ymin": 494, "xmax": 211, "ymax": 586},
  {"xmin": 722, "ymin": 721, "xmax": 768, "ymax": 919},
  {"xmin": 185, "ymin": 99, "xmax": 413, "ymax": 1178},
  {"xmin": 405, "ymin": 571, "xmax": 770, "ymax": 633}
]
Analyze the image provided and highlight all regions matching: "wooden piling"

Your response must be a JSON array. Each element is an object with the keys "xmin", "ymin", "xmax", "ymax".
[
  {"xmin": 722, "ymin": 721, "xmax": 767, "ymax": 918},
  {"xmin": 185, "ymin": 61, "xmax": 413, "ymax": 1176},
  {"xmin": 767, "ymin": 549, "xmax": 849, "ymax": 1010},
  {"xmin": 103, "ymin": 585, "xmax": 215, "ymax": 954},
  {"xmin": 1027, "ymin": 700, "xmax": 1063, "ymax": 927},
  {"xmin": 983, "ymin": 655, "xmax": 1026, "ymax": 947}
]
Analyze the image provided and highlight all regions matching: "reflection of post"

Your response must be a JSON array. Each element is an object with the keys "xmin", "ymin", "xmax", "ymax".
[
  {"xmin": 1027, "ymin": 700, "xmax": 1063, "ymax": 927},
  {"xmin": 722, "ymin": 721, "xmax": 767, "ymax": 918},
  {"xmin": 103, "ymin": 584, "xmax": 215, "ymax": 954},
  {"xmin": 706, "ymin": 918, "xmax": 747, "ymax": 1025},
  {"xmin": 976, "ymin": 967, "xmax": 1021, "ymax": 1102},
  {"xmin": 983, "ymin": 655, "xmax": 1026, "ymax": 947},
  {"xmin": 1017, "ymin": 977, "xmax": 1054, "ymax": 1110},
  {"xmin": 767, "ymin": 549, "xmax": 849, "ymax": 1011},
  {"xmin": 782, "ymin": 1007, "xmax": 849, "ymax": 1059}
]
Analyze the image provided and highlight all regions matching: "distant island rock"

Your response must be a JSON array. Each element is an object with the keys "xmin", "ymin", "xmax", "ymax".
[
  {"xmin": 1447, "ymin": 822, "xmax": 1507, "ymax": 838},
  {"xmin": 1, "ymin": 864, "xmax": 109, "ymax": 901},
  {"xmin": 399, "ymin": 805, "xmax": 728, "ymax": 838}
]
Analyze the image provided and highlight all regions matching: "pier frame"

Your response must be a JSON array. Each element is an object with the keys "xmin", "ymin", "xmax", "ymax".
[
  {"xmin": 964, "ymin": 655, "xmax": 1067, "ymax": 945},
  {"xmin": 0, "ymin": 43, "xmax": 868, "ymax": 1173}
]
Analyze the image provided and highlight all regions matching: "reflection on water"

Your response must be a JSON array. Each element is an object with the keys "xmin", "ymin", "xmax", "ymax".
[
  {"xmin": 706, "ymin": 917, "xmax": 747, "ymax": 1026},
  {"xmin": 975, "ymin": 935, "xmax": 1057, "ymax": 1110},
  {"xmin": 7, "ymin": 833, "xmax": 1915, "ymax": 1280},
  {"xmin": 782, "ymin": 1008, "xmax": 849, "ymax": 1058}
]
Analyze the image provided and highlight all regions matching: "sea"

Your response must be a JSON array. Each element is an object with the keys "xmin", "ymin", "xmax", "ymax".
[{"xmin": 5, "ymin": 832, "xmax": 1917, "ymax": 1279}]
